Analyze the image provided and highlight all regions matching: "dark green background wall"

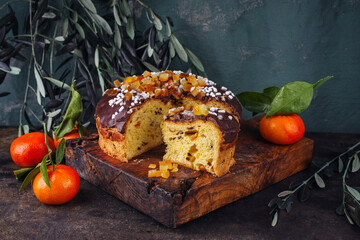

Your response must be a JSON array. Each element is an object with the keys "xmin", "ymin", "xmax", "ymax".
[{"xmin": 1, "ymin": 0, "xmax": 360, "ymax": 133}]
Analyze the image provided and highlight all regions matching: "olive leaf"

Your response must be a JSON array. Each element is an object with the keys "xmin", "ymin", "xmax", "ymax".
[
  {"xmin": 344, "ymin": 207, "xmax": 355, "ymax": 225},
  {"xmin": 170, "ymin": 34, "xmax": 188, "ymax": 62},
  {"xmin": 114, "ymin": 25, "xmax": 122, "ymax": 49},
  {"xmin": 92, "ymin": 14, "xmax": 113, "ymax": 35},
  {"xmin": 338, "ymin": 157, "xmax": 344, "ymax": 173},
  {"xmin": 277, "ymin": 190, "xmax": 294, "ymax": 198},
  {"xmin": 352, "ymin": 154, "xmax": 360, "ymax": 173},
  {"xmin": 346, "ymin": 185, "xmax": 360, "ymax": 201},
  {"xmin": 120, "ymin": 0, "xmax": 131, "ymax": 17},
  {"xmin": 185, "ymin": 48, "xmax": 205, "ymax": 72},
  {"xmin": 34, "ymin": 66, "xmax": 46, "ymax": 98},
  {"xmin": 54, "ymin": 82, "xmax": 83, "ymax": 139},
  {"xmin": 75, "ymin": 23, "xmax": 85, "ymax": 39},
  {"xmin": 126, "ymin": 17, "xmax": 135, "ymax": 40},
  {"xmin": 44, "ymin": 77, "xmax": 71, "ymax": 91},
  {"xmin": 314, "ymin": 173, "xmax": 325, "ymax": 188},
  {"xmin": 78, "ymin": 0, "xmax": 97, "ymax": 14},
  {"xmin": 165, "ymin": 18, "xmax": 171, "ymax": 37},
  {"xmin": 271, "ymin": 211, "xmax": 278, "ymax": 227},
  {"xmin": 143, "ymin": 61, "xmax": 160, "ymax": 72}
]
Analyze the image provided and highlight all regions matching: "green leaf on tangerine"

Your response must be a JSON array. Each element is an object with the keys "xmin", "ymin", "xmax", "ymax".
[
  {"xmin": 54, "ymin": 82, "xmax": 83, "ymax": 139},
  {"xmin": 266, "ymin": 81, "xmax": 314, "ymax": 118},
  {"xmin": 40, "ymin": 153, "xmax": 51, "ymax": 188},
  {"xmin": 56, "ymin": 138, "xmax": 65, "ymax": 166},
  {"xmin": 237, "ymin": 92, "xmax": 272, "ymax": 114}
]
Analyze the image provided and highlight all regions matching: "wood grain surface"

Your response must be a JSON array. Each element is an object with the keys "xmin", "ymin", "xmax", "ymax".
[
  {"xmin": 65, "ymin": 118, "xmax": 313, "ymax": 227},
  {"xmin": 1, "ymin": 127, "xmax": 360, "ymax": 239}
]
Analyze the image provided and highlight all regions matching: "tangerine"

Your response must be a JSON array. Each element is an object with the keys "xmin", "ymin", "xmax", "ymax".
[
  {"xmin": 54, "ymin": 127, "xmax": 88, "ymax": 148},
  {"xmin": 32, "ymin": 164, "xmax": 80, "ymax": 205},
  {"xmin": 259, "ymin": 114, "xmax": 305, "ymax": 145},
  {"xmin": 10, "ymin": 132, "xmax": 55, "ymax": 167}
]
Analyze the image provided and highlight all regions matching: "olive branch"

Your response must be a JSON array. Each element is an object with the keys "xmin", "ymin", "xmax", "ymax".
[
  {"xmin": 0, "ymin": 0, "xmax": 206, "ymax": 137},
  {"xmin": 269, "ymin": 141, "xmax": 360, "ymax": 227}
]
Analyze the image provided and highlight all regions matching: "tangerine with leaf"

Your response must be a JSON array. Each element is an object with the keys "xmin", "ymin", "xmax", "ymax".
[
  {"xmin": 10, "ymin": 132, "xmax": 55, "ymax": 167},
  {"xmin": 32, "ymin": 164, "xmax": 80, "ymax": 205}
]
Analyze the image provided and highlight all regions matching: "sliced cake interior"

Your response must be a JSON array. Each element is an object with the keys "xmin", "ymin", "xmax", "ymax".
[
  {"xmin": 161, "ymin": 105, "xmax": 240, "ymax": 177},
  {"xmin": 125, "ymin": 99, "xmax": 173, "ymax": 159}
]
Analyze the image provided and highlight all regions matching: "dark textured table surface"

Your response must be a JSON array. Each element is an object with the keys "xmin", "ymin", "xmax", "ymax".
[{"xmin": 1, "ymin": 126, "xmax": 360, "ymax": 240}]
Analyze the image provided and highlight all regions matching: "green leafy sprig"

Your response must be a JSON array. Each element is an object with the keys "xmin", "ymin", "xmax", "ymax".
[
  {"xmin": 0, "ymin": 0, "xmax": 206, "ymax": 137},
  {"xmin": 53, "ymin": 82, "xmax": 85, "ymax": 139},
  {"xmin": 269, "ymin": 142, "xmax": 360, "ymax": 227},
  {"xmin": 237, "ymin": 76, "xmax": 333, "ymax": 118}
]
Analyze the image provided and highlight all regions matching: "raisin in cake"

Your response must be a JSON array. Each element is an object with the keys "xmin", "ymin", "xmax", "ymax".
[
  {"xmin": 95, "ymin": 70, "xmax": 241, "ymax": 163},
  {"xmin": 161, "ymin": 105, "xmax": 239, "ymax": 177}
]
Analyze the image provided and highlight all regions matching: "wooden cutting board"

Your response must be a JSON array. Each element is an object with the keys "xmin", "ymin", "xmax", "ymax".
[{"xmin": 65, "ymin": 118, "xmax": 313, "ymax": 228}]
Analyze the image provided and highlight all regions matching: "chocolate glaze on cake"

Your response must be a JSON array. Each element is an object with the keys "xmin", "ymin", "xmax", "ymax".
[
  {"xmin": 164, "ymin": 108, "xmax": 240, "ymax": 144},
  {"xmin": 95, "ymin": 71, "xmax": 242, "ymax": 133}
]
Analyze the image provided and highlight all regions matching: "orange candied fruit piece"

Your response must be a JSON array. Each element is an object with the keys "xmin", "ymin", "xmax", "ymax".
[
  {"xmin": 180, "ymin": 72, "xmax": 189, "ymax": 79},
  {"xmin": 161, "ymin": 88, "xmax": 169, "ymax": 97},
  {"xmin": 161, "ymin": 170, "xmax": 170, "ymax": 179},
  {"xmin": 187, "ymin": 75, "xmax": 197, "ymax": 84},
  {"xmin": 197, "ymin": 90, "xmax": 205, "ymax": 98},
  {"xmin": 143, "ymin": 70, "xmax": 151, "ymax": 78},
  {"xmin": 170, "ymin": 89, "xmax": 182, "ymax": 99},
  {"xmin": 197, "ymin": 77, "xmax": 206, "ymax": 87},
  {"xmin": 173, "ymin": 74, "xmax": 180, "ymax": 81},
  {"xmin": 148, "ymin": 169, "xmax": 162, "ymax": 178},
  {"xmin": 130, "ymin": 80, "xmax": 141, "ymax": 91},
  {"xmin": 151, "ymin": 74, "xmax": 158, "ymax": 81},
  {"xmin": 123, "ymin": 76, "xmax": 137, "ymax": 84},
  {"xmin": 171, "ymin": 164, "xmax": 178, "ymax": 172},
  {"xmin": 191, "ymin": 87, "xmax": 200, "ymax": 97},
  {"xmin": 154, "ymin": 88, "xmax": 162, "ymax": 97},
  {"xmin": 164, "ymin": 70, "xmax": 173, "ymax": 79},
  {"xmin": 159, "ymin": 160, "xmax": 173, "ymax": 169},
  {"xmin": 193, "ymin": 105, "xmax": 209, "ymax": 116},
  {"xmin": 183, "ymin": 83, "xmax": 192, "ymax": 92},
  {"xmin": 105, "ymin": 88, "xmax": 117, "ymax": 96},
  {"xmin": 159, "ymin": 73, "xmax": 169, "ymax": 82},
  {"xmin": 148, "ymin": 164, "xmax": 156, "ymax": 169},
  {"xmin": 113, "ymin": 79, "xmax": 121, "ymax": 88},
  {"xmin": 167, "ymin": 80, "xmax": 175, "ymax": 89},
  {"xmin": 124, "ymin": 92, "xmax": 133, "ymax": 101}
]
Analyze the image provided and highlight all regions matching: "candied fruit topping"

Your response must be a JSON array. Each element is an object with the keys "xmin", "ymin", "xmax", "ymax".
[
  {"xmin": 159, "ymin": 73, "xmax": 169, "ymax": 82},
  {"xmin": 124, "ymin": 92, "xmax": 133, "ymax": 101},
  {"xmin": 148, "ymin": 160, "xmax": 178, "ymax": 178},
  {"xmin": 123, "ymin": 76, "xmax": 137, "ymax": 84},
  {"xmin": 193, "ymin": 105, "xmax": 209, "ymax": 116},
  {"xmin": 143, "ymin": 70, "xmax": 151, "ymax": 78},
  {"xmin": 113, "ymin": 79, "xmax": 121, "ymax": 88},
  {"xmin": 148, "ymin": 164, "xmax": 156, "ymax": 169},
  {"xmin": 173, "ymin": 74, "xmax": 180, "ymax": 81},
  {"xmin": 105, "ymin": 88, "xmax": 117, "ymax": 96}
]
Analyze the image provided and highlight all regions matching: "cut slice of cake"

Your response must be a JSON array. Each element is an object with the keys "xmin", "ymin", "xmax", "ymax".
[
  {"xmin": 95, "ymin": 70, "xmax": 242, "ymax": 163},
  {"xmin": 161, "ymin": 105, "xmax": 240, "ymax": 177}
]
